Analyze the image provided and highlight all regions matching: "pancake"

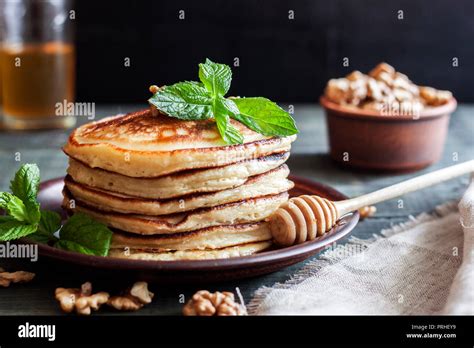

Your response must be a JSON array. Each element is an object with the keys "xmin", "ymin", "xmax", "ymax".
[
  {"xmin": 64, "ymin": 164, "xmax": 293, "ymax": 215},
  {"xmin": 63, "ymin": 191, "xmax": 289, "ymax": 235},
  {"xmin": 63, "ymin": 109, "xmax": 297, "ymax": 177},
  {"xmin": 66, "ymin": 152, "xmax": 289, "ymax": 199},
  {"xmin": 110, "ymin": 222, "xmax": 272, "ymax": 251},
  {"xmin": 108, "ymin": 241, "xmax": 272, "ymax": 261}
]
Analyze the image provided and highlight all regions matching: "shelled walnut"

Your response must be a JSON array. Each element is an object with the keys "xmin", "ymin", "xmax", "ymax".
[
  {"xmin": 183, "ymin": 290, "xmax": 247, "ymax": 316},
  {"xmin": 0, "ymin": 268, "xmax": 35, "ymax": 287},
  {"xmin": 107, "ymin": 281, "xmax": 154, "ymax": 311},
  {"xmin": 55, "ymin": 282, "xmax": 109, "ymax": 315},
  {"xmin": 325, "ymin": 78, "xmax": 350, "ymax": 104},
  {"xmin": 358, "ymin": 206, "xmax": 377, "ymax": 219},
  {"xmin": 420, "ymin": 86, "xmax": 453, "ymax": 106},
  {"xmin": 369, "ymin": 62, "xmax": 396, "ymax": 79},
  {"xmin": 324, "ymin": 62, "xmax": 453, "ymax": 112}
]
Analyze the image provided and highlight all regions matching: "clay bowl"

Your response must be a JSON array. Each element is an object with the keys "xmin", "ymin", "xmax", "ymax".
[{"xmin": 320, "ymin": 96, "xmax": 457, "ymax": 172}]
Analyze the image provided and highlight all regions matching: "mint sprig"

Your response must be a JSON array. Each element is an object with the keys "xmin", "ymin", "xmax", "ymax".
[
  {"xmin": 0, "ymin": 165, "xmax": 41, "ymax": 241},
  {"xmin": 149, "ymin": 58, "xmax": 299, "ymax": 144},
  {"xmin": 0, "ymin": 164, "xmax": 113, "ymax": 256}
]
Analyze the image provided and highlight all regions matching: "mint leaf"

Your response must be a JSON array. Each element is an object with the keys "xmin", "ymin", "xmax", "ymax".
[
  {"xmin": 55, "ymin": 213, "xmax": 112, "ymax": 256},
  {"xmin": 55, "ymin": 240, "xmax": 102, "ymax": 255},
  {"xmin": 10, "ymin": 164, "xmax": 40, "ymax": 203},
  {"xmin": 25, "ymin": 201, "xmax": 41, "ymax": 225},
  {"xmin": 198, "ymin": 59, "xmax": 240, "ymax": 144},
  {"xmin": 232, "ymin": 97, "xmax": 298, "ymax": 136},
  {"xmin": 38, "ymin": 210, "xmax": 61, "ymax": 235},
  {"xmin": 149, "ymin": 59, "xmax": 299, "ymax": 144},
  {"xmin": 8, "ymin": 163, "xmax": 41, "ymax": 224},
  {"xmin": 28, "ymin": 230, "xmax": 58, "ymax": 244},
  {"xmin": 221, "ymin": 97, "xmax": 240, "ymax": 116},
  {"xmin": 199, "ymin": 58, "xmax": 232, "ymax": 96},
  {"xmin": 214, "ymin": 98, "xmax": 244, "ymax": 144},
  {"xmin": 0, "ymin": 220, "xmax": 38, "ymax": 241},
  {"xmin": 0, "ymin": 164, "xmax": 42, "ymax": 241},
  {"xmin": 0, "ymin": 192, "xmax": 40, "ymax": 224},
  {"xmin": 0, "ymin": 215, "xmax": 15, "ymax": 223},
  {"xmin": 0, "ymin": 192, "xmax": 29, "ymax": 222},
  {"xmin": 148, "ymin": 81, "xmax": 213, "ymax": 120},
  {"xmin": 215, "ymin": 114, "xmax": 244, "ymax": 145},
  {"xmin": 28, "ymin": 210, "xmax": 61, "ymax": 243}
]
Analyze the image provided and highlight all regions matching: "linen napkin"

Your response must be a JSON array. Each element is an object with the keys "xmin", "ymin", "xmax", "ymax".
[{"xmin": 248, "ymin": 177, "xmax": 474, "ymax": 315}]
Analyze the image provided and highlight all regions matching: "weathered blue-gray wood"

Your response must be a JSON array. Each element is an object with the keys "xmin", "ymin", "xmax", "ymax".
[{"xmin": 0, "ymin": 104, "xmax": 472, "ymax": 315}]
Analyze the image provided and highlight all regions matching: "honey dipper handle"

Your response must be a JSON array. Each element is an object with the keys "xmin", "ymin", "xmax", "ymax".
[{"xmin": 334, "ymin": 160, "xmax": 474, "ymax": 216}]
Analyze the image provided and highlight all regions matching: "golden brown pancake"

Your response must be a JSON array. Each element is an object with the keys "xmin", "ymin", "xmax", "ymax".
[
  {"xmin": 108, "ymin": 241, "xmax": 272, "ymax": 261},
  {"xmin": 64, "ymin": 164, "xmax": 293, "ymax": 215},
  {"xmin": 63, "ymin": 109, "xmax": 296, "ymax": 177},
  {"xmin": 110, "ymin": 222, "xmax": 271, "ymax": 251},
  {"xmin": 63, "ymin": 190, "xmax": 289, "ymax": 235},
  {"xmin": 66, "ymin": 152, "xmax": 289, "ymax": 199}
]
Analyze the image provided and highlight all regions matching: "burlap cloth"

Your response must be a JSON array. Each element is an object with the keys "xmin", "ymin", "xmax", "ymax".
[{"xmin": 248, "ymin": 177, "xmax": 474, "ymax": 315}]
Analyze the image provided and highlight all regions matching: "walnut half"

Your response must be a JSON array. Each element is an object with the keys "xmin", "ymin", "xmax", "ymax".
[
  {"xmin": 0, "ymin": 267, "xmax": 35, "ymax": 287},
  {"xmin": 420, "ymin": 86, "xmax": 453, "ymax": 106},
  {"xmin": 324, "ymin": 62, "xmax": 452, "ymax": 111},
  {"xmin": 358, "ymin": 206, "xmax": 377, "ymax": 219},
  {"xmin": 183, "ymin": 290, "xmax": 247, "ymax": 316},
  {"xmin": 55, "ymin": 282, "xmax": 110, "ymax": 315},
  {"xmin": 107, "ymin": 281, "xmax": 154, "ymax": 311}
]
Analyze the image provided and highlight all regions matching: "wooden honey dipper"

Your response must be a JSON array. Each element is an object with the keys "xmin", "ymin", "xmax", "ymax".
[{"xmin": 269, "ymin": 160, "xmax": 474, "ymax": 246}]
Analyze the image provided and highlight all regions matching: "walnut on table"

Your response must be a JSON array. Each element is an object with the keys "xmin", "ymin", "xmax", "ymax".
[
  {"xmin": 55, "ymin": 281, "xmax": 109, "ymax": 315},
  {"xmin": 183, "ymin": 290, "xmax": 247, "ymax": 316},
  {"xmin": 0, "ymin": 267, "xmax": 35, "ymax": 287},
  {"xmin": 107, "ymin": 281, "xmax": 154, "ymax": 311},
  {"xmin": 358, "ymin": 206, "xmax": 377, "ymax": 219}
]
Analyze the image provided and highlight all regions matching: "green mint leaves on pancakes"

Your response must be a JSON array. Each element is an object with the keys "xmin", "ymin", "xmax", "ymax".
[{"xmin": 148, "ymin": 59, "xmax": 298, "ymax": 144}]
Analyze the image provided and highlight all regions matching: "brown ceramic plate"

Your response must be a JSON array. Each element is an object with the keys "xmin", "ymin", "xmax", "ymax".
[{"xmin": 29, "ymin": 176, "xmax": 359, "ymax": 283}]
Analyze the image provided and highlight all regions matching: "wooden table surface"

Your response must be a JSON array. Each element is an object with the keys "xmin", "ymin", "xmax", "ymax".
[{"xmin": 0, "ymin": 104, "xmax": 473, "ymax": 315}]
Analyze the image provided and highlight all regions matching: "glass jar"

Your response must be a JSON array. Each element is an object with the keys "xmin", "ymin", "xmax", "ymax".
[{"xmin": 0, "ymin": 0, "xmax": 76, "ymax": 129}]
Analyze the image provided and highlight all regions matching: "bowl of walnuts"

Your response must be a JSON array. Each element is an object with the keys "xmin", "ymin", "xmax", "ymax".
[{"xmin": 321, "ymin": 62, "xmax": 457, "ymax": 172}]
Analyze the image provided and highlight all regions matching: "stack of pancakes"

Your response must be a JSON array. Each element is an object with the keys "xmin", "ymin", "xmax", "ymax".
[{"xmin": 62, "ymin": 109, "xmax": 296, "ymax": 260}]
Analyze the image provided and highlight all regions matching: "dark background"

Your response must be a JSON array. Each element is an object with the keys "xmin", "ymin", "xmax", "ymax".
[{"xmin": 74, "ymin": 0, "xmax": 474, "ymax": 103}]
